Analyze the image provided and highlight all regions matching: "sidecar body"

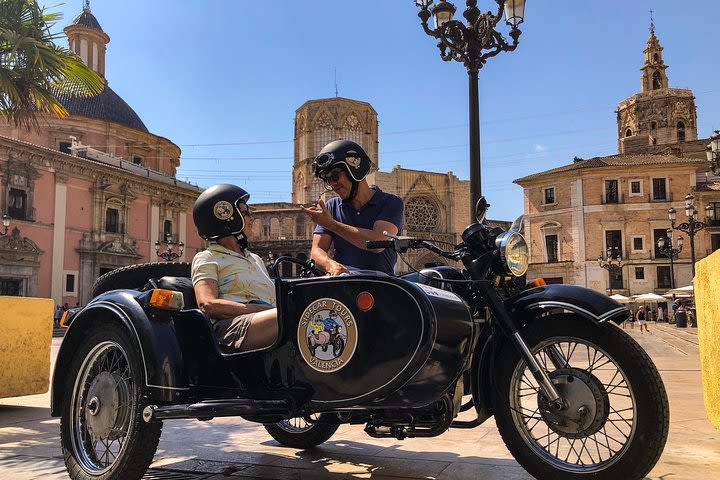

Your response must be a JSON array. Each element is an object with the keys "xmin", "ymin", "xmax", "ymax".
[{"xmin": 51, "ymin": 272, "xmax": 475, "ymax": 420}]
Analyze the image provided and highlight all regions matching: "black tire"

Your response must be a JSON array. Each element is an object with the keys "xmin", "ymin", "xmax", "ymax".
[
  {"xmin": 60, "ymin": 322, "xmax": 162, "ymax": 480},
  {"xmin": 91, "ymin": 262, "xmax": 191, "ymax": 297},
  {"xmin": 491, "ymin": 314, "xmax": 669, "ymax": 480},
  {"xmin": 264, "ymin": 414, "xmax": 340, "ymax": 449}
]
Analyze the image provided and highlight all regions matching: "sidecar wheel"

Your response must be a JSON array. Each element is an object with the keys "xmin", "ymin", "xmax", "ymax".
[
  {"xmin": 491, "ymin": 314, "xmax": 668, "ymax": 480},
  {"xmin": 60, "ymin": 323, "xmax": 162, "ymax": 480},
  {"xmin": 264, "ymin": 414, "xmax": 339, "ymax": 449}
]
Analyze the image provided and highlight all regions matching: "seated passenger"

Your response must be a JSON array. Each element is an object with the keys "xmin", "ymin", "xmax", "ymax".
[{"xmin": 191, "ymin": 184, "xmax": 278, "ymax": 352}]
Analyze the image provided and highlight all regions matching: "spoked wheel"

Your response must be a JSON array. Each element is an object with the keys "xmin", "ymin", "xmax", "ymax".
[
  {"xmin": 60, "ymin": 323, "xmax": 161, "ymax": 480},
  {"xmin": 264, "ymin": 414, "xmax": 339, "ymax": 449},
  {"xmin": 492, "ymin": 314, "xmax": 668, "ymax": 480}
]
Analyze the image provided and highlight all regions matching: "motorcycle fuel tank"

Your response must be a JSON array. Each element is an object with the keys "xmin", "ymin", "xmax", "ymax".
[{"xmin": 275, "ymin": 275, "xmax": 474, "ymax": 408}]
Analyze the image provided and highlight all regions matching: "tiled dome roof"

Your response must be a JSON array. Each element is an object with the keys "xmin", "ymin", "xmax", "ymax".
[
  {"xmin": 58, "ymin": 85, "xmax": 148, "ymax": 133},
  {"xmin": 69, "ymin": 9, "xmax": 104, "ymax": 32}
]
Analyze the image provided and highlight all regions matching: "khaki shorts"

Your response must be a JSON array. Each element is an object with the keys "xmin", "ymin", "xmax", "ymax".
[{"xmin": 213, "ymin": 313, "xmax": 256, "ymax": 350}]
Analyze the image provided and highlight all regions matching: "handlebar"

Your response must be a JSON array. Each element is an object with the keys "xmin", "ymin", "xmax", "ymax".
[
  {"xmin": 366, "ymin": 240, "xmax": 395, "ymax": 249},
  {"xmin": 271, "ymin": 256, "xmax": 325, "ymax": 278},
  {"xmin": 366, "ymin": 234, "xmax": 460, "ymax": 261}
]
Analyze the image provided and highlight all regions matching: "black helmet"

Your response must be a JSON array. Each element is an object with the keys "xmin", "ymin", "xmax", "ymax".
[
  {"xmin": 193, "ymin": 184, "xmax": 250, "ymax": 241},
  {"xmin": 312, "ymin": 140, "xmax": 372, "ymax": 182}
]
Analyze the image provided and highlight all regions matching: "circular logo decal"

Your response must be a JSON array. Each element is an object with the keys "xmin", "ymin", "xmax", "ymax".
[
  {"xmin": 346, "ymin": 156, "xmax": 361, "ymax": 169},
  {"xmin": 297, "ymin": 298, "xmax": 358, "ymax": 373},
  {"xmin": 213, "ymin": 200, "xmax": 233, "ymax": 220}
]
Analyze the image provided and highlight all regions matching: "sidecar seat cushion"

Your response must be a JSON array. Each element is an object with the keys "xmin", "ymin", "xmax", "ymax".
[{"xmin": 152, "ymin": 276, "xmax": 198, "ymax": 310}]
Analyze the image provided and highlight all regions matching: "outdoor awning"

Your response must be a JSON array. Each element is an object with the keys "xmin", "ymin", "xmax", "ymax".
[
  {"xmin": 633, "ymin": 293, "xmax": 667, "ymax": 302},
  {"xmin": 665, "ymin": 285, "xmax": 693, "ymax": 296},
  {"xmin": 609, "ymin": 294, "xmax": 631, "ymax": 303}
]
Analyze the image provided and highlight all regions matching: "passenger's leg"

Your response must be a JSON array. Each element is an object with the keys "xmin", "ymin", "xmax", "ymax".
[{"xmin": 241, "ymin": 308, "xmax": 279, "ymax": 351}]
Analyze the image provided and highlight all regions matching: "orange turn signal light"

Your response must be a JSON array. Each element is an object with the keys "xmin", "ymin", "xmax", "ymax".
[
  {"xmin": 149, "ymin": 289, "xmax": 185, "ymax": 310},
  {"xmin": 356, "ymin": 291, "xmax": 374, "ymax": 312},
  {"xmin": 59, "ymin": 310, "xmax": 69, "ymax": 328},
  {"xmin": 528, "ymin": 278, "xmax": 547, "ymax": 288}
]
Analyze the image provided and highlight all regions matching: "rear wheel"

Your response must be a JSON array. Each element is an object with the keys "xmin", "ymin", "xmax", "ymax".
[
  {"xmin": 264, "ymin": 414, "xmax": 339, "ymax": 449},
  {"xmin": 60, "ymin": 323, "xmax": 162, "ymax": 480},
  {"xmin": 491, "ymin": 314, "xmax": 668, "ymax": 480},
  {"xmin": 91, "ymin": 262, "xmax": 191, "ymax": 298}
]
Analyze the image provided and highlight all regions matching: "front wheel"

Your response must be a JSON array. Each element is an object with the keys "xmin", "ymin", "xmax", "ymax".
[
  {"xmin": 60, "ymin": 323, "xmax": 162, "ymax": 480},
  {"xmin": 492, "ymin": 314, "xmax": 668, "ymax": 480},
  {"xmin": 264, "ymin": 414, "xmax": 339, "ymax": 449}
]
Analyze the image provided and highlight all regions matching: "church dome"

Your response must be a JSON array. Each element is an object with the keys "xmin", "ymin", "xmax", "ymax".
[
  {"xmin": 68, "ymin": 8, "xmax": 104, "ymax": 32},
  {"xmin": 58, "ymin": 85, "xmax": 149, "ymax": 133}
]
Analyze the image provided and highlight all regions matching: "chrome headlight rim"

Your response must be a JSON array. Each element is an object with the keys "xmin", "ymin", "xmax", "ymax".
[{"xmin": 496, "ymin": 231, "xmax": 529, "ymax": 277}]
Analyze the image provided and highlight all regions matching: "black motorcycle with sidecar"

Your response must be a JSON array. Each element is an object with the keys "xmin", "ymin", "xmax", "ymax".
[{"xmin": 51, "ymin": 201, "xmax": 668, "ymax": 480}]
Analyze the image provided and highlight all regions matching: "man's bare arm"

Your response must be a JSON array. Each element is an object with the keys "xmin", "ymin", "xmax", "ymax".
[
  {"xmin": 310, "ymin": 233, "xmax": 351, "ymax": 276},
  {"xmin": 194, "ymin": 279, "xmax": 273, "ymax": 319}
]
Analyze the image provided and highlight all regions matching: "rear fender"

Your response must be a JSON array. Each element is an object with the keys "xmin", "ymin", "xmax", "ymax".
[
  {"xmin": 509, "ymin": 284, "xmax": 629, "ymax": 326},
  {"xmin": 50, "ymin": 291, "xmax": 187, "ymax": 417}
]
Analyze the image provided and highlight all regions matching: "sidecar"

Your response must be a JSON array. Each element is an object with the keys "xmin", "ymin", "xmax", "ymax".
[{"xmin": 50, "ymin": 263, "xmax": 475, "ymax": 478}]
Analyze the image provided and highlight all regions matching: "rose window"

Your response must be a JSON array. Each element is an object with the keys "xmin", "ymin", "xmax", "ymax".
[{"xmin": 405, "ymin": 196, "xmax": 440, "ymax": 232}]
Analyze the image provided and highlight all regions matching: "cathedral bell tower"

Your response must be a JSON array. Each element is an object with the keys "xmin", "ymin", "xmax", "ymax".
[
  {"xmin": 640, "ymin": 20, "xmax": 668, "ymax": 92},
  {"xmin": 616, "ymin": 18, "xmax": 698, "ymax": 154}
]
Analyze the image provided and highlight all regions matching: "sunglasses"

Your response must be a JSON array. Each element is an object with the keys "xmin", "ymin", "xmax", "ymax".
[
  {"xmin": 237, "ymin": 203, "xmax": 253, "ymax": 216},
  {"xmin": 323, "ymin": 169, "xmax": 344, "ymax": 184}
]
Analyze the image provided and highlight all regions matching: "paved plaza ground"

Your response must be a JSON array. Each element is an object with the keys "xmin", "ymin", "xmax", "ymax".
[{"xmin": 1, "ymin": 322, "xmax": 718, "ymax": 479}]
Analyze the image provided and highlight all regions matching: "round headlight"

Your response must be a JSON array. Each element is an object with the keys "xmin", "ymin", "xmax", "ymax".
[{"xmin": 495, "ymin": 232, "xmax": 529, "ymax": 276}]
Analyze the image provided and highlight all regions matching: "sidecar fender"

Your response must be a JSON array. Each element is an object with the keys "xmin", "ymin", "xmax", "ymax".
[
  {"xmin": 50, "ymin": 290, "xmax": 187, "ymax": 417},
  {"xmin": 509, "ymin": 284, "xmax": 629, "ymax": 326}
]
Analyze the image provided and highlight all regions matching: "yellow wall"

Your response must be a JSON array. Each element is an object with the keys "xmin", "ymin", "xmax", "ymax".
[
  {"xmin": 695, "ymin": 251, "xmax": 720, "ymax": 432},
  {"xmin": 0, "ymin": 297, "xmax": 54, "ymax": 398}
]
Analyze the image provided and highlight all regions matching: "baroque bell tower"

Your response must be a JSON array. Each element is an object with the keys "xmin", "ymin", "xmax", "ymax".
[{"xmin": 616, "ymin": 17, "xmax": 698, "ymax": 154}]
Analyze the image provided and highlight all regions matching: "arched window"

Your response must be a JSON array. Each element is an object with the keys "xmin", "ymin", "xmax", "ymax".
[
  {"xmin": 677, "ymin": 121, "xmax": 686, "ymax": 143},
  {"xmin": 405, "ymin": 196, "xmax": 440, "ymax": 232},
  {"xmin": 652, "ymin": 71, "xmax": 662, "ymax": 90},
  {"xmin": 295, "ymin": 217, "xmax": 305, "ymax": 238},
  {"xmin": 105, "ymin": 207, "xmax": 119, "ymax": 233},
  {"xmin": 625, "ymin": 129, "xmax": 632, "ymax": 137},
  {"xmin": 650, "ymin": 121, "xmax": 657, "ymax": 132},
  {"xmin": 341, "ymin": 113, "xmax": 364, "ymax": 149},
  {"xmin": 163, "ymin": 219, "xmax": 173, "ymax": 239},
  {"xmin": 313, "ymin": 111, "xmax": 335, "ymax": 156}
]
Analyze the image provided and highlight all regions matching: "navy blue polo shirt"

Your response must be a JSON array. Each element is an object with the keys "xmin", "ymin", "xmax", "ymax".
[{"xmin": 314, "ymin": 187, "xmax": 404, "ymax": 275}]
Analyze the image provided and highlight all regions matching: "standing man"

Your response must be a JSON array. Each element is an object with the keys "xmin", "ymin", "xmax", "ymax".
[{"xmin": 302, "ymin": 140, "xmax": 404, "ymax": 276}]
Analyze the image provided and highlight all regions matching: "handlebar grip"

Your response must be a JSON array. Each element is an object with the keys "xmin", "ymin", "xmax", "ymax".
[{"xmin": 366, "ymin": 240, "xmax": 395, "ymax": 249}]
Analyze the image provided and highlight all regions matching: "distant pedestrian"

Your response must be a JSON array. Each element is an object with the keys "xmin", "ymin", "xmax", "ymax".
[
  {"xmin": 63, "ymin": 302, "xmax": 70, "ymax": 311},
  {"xmin": 53, "ymin": 304, "xmax": 63, "ymax": 327},
  {"xmin": 657, "ymin": 305, "xmax": 665, "ymax": 323},
  {"xmin": 636, "ymin": 306, "xmax": 649, "ymax": 333},
  {"xmin": 627, "ymin": 308, "xmax": 636, "ymax": 329}
]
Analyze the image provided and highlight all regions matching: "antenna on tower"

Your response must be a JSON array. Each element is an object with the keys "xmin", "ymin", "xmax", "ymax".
[
  {"xmin": 334, "ymin": 68, "xmax": 338, "ymax": 97},
  {"xmin": 649, "ymin": 9, "xmax": 655, "ymax": 34}
]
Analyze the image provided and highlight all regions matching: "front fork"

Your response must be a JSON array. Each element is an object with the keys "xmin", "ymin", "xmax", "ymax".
[{"xmin": 476, "ymin": 283, "xmax": 563, "ymax": 407}]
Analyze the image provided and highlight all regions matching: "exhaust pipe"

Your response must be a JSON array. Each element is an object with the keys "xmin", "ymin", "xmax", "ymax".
[{"xmin": 143, "ymin": 398, "xmax": 290, "ymax": 422}]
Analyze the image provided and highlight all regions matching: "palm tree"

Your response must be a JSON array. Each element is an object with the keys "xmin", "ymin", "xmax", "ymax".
[{"xmin": 0, "ymin": 0, "xmax": 103, "ymax": 130}]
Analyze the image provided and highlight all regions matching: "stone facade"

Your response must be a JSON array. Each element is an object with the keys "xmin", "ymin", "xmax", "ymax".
[
  {"xmin": 0, "ymin": 6, "xmax": 203, "ymax": 304},
  {"xmin": 515, "ymin": 26, "xmax": 720, "ymax": 295}
]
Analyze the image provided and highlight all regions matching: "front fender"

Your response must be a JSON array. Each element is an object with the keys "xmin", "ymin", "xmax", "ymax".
[
  {"xmin": 50, "ymin": 291, "xmax": 187, "ymax": 417},
  {"xmin": 509, "ymin": 284, "xmax": 629, "ymax": 326}
]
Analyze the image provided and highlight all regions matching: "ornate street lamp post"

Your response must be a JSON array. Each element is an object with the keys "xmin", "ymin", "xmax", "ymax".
[
  {"xmin": 155, "ymin": 233, "xmax": 184, "ymax": 262},
  {"xmin": 657, "ymin": 229, "xmax": 683, "ymax": 290},
  {"xmin": 0, "ymin": 215, "xmax": 11, "ymax": 236},
  {"xmin": 597, "ymin": 248, "xmax": 624, "ymax": 296},
  {"xmin": 415, "ymin": 0, "xmax": 526, "ymax": 219},
  {"xmin": 706, "ymin": 130, "xmax": 720, "ymax": 175},
  {"xmin": 668, "ymin": 194, "xmax": 713, "ymax": 278}
]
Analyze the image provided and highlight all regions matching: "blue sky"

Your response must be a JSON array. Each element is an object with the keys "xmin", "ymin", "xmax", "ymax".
[{"xmin": 47, "ymin": 1, "xmax": 719, "ymax": 221}]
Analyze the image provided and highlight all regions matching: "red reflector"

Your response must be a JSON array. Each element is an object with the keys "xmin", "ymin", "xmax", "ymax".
[
  {"xmin": 356, "ymin": 291, "xmax": 374, "ymax": 311},
  {"xmin": 528, "ymin": 278, "xmax": 547, "ymax": 287}
]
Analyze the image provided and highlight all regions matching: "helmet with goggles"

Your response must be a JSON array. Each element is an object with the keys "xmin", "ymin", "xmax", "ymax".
[
  {"xmin": 193, "ymin": 184, "xmax": 251, "ymax": 241},
  {"xmin": 312, "ymin": 140, "xmax": 372, "ymax": 183}
]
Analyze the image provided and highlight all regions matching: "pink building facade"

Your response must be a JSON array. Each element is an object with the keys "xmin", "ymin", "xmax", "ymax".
[{"xmin": 0, "ymin": 5, "xmax": 203, "ymax": 305}]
